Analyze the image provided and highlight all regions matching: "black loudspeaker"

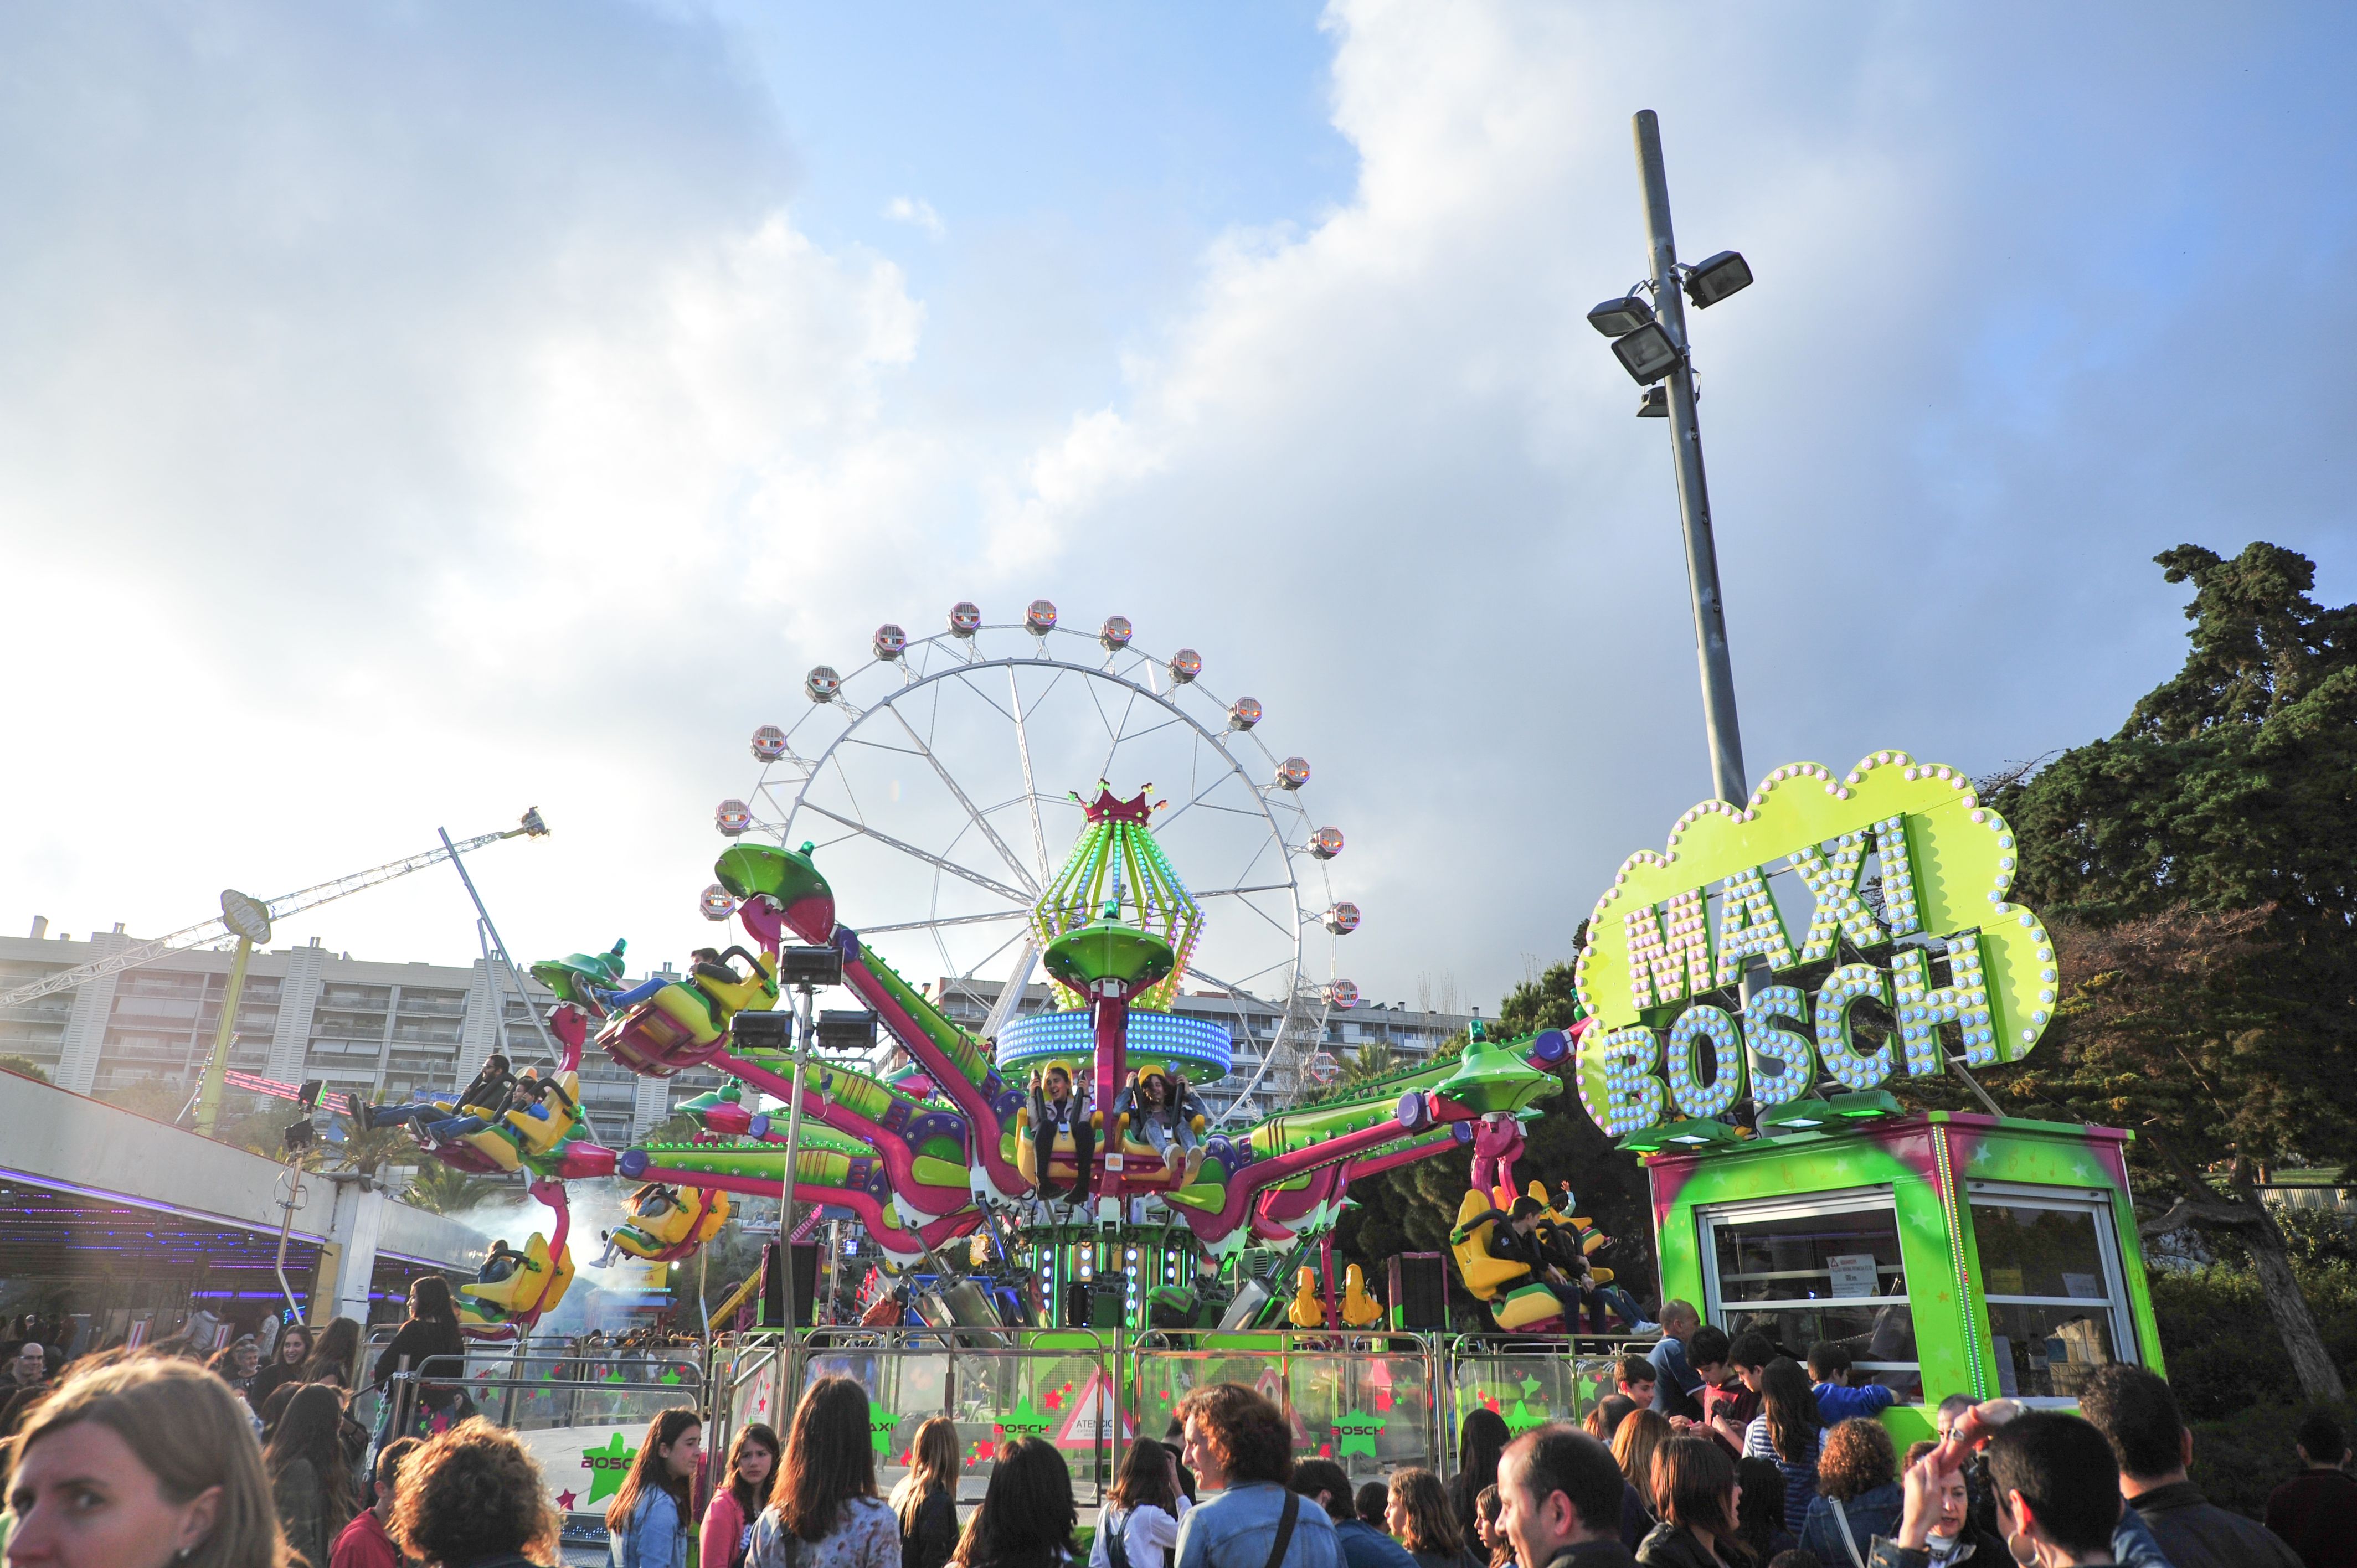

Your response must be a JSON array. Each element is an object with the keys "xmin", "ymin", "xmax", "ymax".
[
  {"xmin": 758, "ymin": 1242, "xmax": 822, "ymax": 1328},
  {"xmin": 1390, "ymin": 1253, "xmax": 1449, "ymax": 1330},
  {"xmin": 1088, "ymin": 1281, "xmax": 1126, "ymax": 1330}
]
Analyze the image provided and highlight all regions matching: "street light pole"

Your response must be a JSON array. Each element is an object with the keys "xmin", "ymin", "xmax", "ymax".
[{"xmin": 1632, "ymin": 109, "xmax": 1749, "ymax": 811}]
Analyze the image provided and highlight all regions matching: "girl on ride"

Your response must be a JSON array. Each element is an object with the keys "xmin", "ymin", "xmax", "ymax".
[{"xmin": 1118, "ymin": 1069, "xmax": 1202, "ymax": 1185}]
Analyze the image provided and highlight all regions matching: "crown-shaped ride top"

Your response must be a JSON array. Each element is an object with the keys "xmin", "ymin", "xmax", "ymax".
[{"xmin": 1032, "ymin": 787, "xmax": 1201, "ymax": 1010}]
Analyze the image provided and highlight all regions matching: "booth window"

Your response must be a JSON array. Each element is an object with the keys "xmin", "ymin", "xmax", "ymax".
[
  {"xmin": 1697, "ymin": 1189, "xmax": 1919, "ymax": 1399},
  {"xmin": 1968, "ymin": 1183, "xmax": 2138, "ymax": 1402}
]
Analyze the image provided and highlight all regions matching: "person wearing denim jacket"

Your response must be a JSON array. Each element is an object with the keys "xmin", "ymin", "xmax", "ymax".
[{"xmin": 1174, "ymin": 1385, "xmax": 1341, "ymax": 1568}]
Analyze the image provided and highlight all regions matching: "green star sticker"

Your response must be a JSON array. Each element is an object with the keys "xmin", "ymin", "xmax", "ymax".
[
  {"xmin": 1504, "ymin": 1400, "xmax": 1548, "ymax": 1436},
  {"xmin": 581, "ymin": 1433, "xmax": 637, "ymax": 1505},
  {"xmin": 660, "ymin": 1367, "xmax": 683, "ymax": 1385},
  {"xmin": 1330, "ymin": 1410, "xmax": 1387, "ymax": 1459},
  {"xmin": 994, "ymin": 1394, "xmax": 1055, "ymax": 1443}
]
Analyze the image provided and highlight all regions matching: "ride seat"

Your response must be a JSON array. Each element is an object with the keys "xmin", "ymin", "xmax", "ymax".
[
  {"xmin": 1450, "ymin": 1189, "xmax": 1531, "ymax": 1301},
  {"xmin": 1286, "ymin": 1267, "xmax": 1325, "ymax": 1328}
]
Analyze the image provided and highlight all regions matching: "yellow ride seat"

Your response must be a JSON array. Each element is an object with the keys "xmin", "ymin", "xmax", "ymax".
[
  {"xmin": 1450, "ymin": 1189, "xmax": 1531, "ymax": 1301},
  {"xmin": 1287, "ymin": 1266, "xmax": 1326, "ymax": 1328},
  {"xmin": 503, "ymin": 1071, "xmax": 581, "ymax": 1156},
  {"xmin": 1341, "ymin": 1265, "xmax": 1383, "ymax": 1328},
  {"xmin": 461, "ymin": 1233, "xmax": 575, "ymax": 1321},
  {"xmin": 696, "ymin": 953, "xmax": 780, "ymax": 1019}
]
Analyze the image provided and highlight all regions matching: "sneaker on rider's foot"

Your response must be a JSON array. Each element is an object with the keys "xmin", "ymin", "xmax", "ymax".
[{"xmin": 1628, "ymin": 1319, "xmax": 1663, "ymax": 1337}]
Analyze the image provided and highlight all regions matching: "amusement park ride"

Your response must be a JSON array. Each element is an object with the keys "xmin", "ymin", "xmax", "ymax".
[{"xmin": 367, "ymin": 605, "xmax": 1618, "ymax": 1341}]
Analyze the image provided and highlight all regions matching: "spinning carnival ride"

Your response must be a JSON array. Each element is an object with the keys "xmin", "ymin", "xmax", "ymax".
[{"xmin": 382, "ymin": 604, "xmax": 1612, "ymax": 1337}]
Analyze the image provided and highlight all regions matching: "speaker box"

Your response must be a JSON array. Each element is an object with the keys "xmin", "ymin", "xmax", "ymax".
[
  {"xmin": 1390, "ymin": 1253, "xmax": 1449, "ymax": 1330},
  {"xmin": 758, "ymin": 1242, "xmax": 821, "ymax": 1328}
]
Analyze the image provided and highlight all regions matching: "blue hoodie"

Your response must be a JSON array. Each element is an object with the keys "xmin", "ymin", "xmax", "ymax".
[{"xmin": 1811, "ymin": 1381, "xmax": 1898, "ymax": 1422}]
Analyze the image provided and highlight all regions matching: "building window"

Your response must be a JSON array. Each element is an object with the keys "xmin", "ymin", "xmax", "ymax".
[
  {"xmin": 1697, "ymin": 1187, "xmax": 1920, "ymax": 1399},
  {"xmin": 1967, "ymin": 1183, "xmax": 2138, "ymax": 1402}
]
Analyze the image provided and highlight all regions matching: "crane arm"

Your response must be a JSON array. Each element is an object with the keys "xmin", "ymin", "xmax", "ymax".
[{"xmin": 0, "ymin": 809, "xmax": 548, "ymax": 1012}]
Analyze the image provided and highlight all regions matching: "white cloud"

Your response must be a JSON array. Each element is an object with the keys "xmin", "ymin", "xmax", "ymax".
[
  {"xmin": 1, "ymin": 1, "xmax": 2349, "ymax": 1022},
  {"xmin": 883, "ymin": 195, "xmax": 945, "ymax": 240}
]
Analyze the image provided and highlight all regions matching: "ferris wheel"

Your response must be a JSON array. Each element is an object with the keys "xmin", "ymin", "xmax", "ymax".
[{"xmin": 715, "ymin": 601, "xmax": 1361, "ymax": 1120}]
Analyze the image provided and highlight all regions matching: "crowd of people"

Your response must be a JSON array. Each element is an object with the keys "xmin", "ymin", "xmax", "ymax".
[
  {"xmin": 1543, "ymin": 1297, "xmax": 2357, "ymax": 1567},
  {"xmin": 8, "ymin": 1287, "xmax": 2357, "ymax": 1568}
]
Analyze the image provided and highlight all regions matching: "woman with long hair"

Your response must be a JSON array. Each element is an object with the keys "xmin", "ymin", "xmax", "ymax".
[
  {"xmin": 266, "ymin": 1381, "xmax": 357, "ymax": 1568},
  {"xmin": 1636, "ymin": 1437, "xmax": 1744, "ymax": 1568},
  {"xmin": 751, "ymin": 1376, "xmax": 899, "ymax": 1568},
  {"xmin": 392, "ymin": 1416, "xmax": 563, "ymax": 1566},
  {"xmin": 952, "ymin": 1436, "xmax": 1078, "ymax": 1568},
  {"xmin": 1888, "ymin": 1413, "xmax": 2122, "ymax": 1568},
  {"xmin": 249, "ymin": 1325, "xmax": 312, "ymax": 1410},
  {"xmin": 1088, "ymin": 1436, "xmax": 1186, "ymax": 1568},
  {"xmin": 370, "ymin": 1277, "xmax": 466, "ymax": 1436},
  {"xmin": 6, "ymin": 1351, "xmax": 292, "ymax": 1568},
  {"xmin": 302, "ymin": 1317, "xmax": 363, "ymax": 1391},
  {"xmin": 1387, "ymin": 1467, "xmax": 1479, "ymax": 1568},
  {"xmin": 1444, "ymin": 1408, "xmax": 1511, "ymax": 1549},
  {"xmin": 706, "ymin": 1421, "xmax": 783, "ymax": 1568},
  {"xmin": 1730, "ymin": 1457, "xmax": 1796, "ymax": 1562},
  {"xmin": 607, "ymin": 1406, "xmax": 703, "ymax": 1567},
  {"xmin": 1738, "ymin": 1358, "xmax": 1823, "ymax": 1531},
  {"xmin": 1614, "ymin": 1410, "xmax": 1674, "ymax": 1519},
  {"xmin": 892, "ymin": 1416, "xmax": 966, "ymax": 1568}
]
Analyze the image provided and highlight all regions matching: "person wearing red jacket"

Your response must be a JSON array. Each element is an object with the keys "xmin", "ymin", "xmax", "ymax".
[{"xmin": 332, "ymin": 1435, "xmax": 420, "ymax": 1568}]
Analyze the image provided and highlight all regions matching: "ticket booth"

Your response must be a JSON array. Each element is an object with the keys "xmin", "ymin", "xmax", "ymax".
[{"xmin": 1642, "ymin": 1109, "xmax": 2165, "ymax": 1432}]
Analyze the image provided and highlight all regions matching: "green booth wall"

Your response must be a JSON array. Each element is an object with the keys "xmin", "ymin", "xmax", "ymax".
[{"xmin": 1646, "ymin": 1111, "xmax": 2165, "ymax": 1442}]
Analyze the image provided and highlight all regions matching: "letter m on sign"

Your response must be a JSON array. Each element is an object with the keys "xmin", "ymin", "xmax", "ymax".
[{"xmin": 1623, "ymin": 889, "xmax": 1711, "ymax": 1010}]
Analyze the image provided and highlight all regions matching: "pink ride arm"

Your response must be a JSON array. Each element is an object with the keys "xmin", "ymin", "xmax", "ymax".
[
  {"xmin": 708, "ymin": 1050, "xmax": 971, "ymax": 1217},
  {"xmin": 625, "ymin": 1162, "xmax": 975, "ymax": 1261},
  {"xmin": 1181, "ymin": 1091, "xmax": 1443, "ymax": 1246},
  {"xmin": 834, "ymin": 943, "xmax": 1030, "ymax": 1199}
]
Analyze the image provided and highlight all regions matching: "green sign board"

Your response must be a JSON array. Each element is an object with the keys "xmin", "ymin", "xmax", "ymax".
[{"xmin": 1573, "ymin": 751, "xmax": 2057, "ymax": 1138}]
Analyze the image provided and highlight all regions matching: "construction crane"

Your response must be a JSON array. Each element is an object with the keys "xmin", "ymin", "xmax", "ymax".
[
  {"xmin": 0, "ymin": 808, "xmax": 549, "ymax": 1012},
  {"xmin": 4, "ymin": 808, "xmax": 549, "ymax": 1133}
]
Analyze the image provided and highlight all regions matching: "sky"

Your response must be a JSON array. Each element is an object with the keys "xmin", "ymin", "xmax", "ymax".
[{"xmin": 2, "ymin": 1, "xmax": 2353, "ymax": 1019}]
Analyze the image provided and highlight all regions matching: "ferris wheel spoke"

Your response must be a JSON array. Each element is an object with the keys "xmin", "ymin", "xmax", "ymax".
[
  {"xmin": 955, "ymin": 922, "xmax": 1029, "ymax": 981},
  {"xmin": 1007, "ymin": 666, "xmax": 1054, "ymax": 881},
  {"xmin": 1190, "ymin": 883, "xmax": 1294, "ymax": 902},
  {"xmin": 884, "ymin": 703, "xmax": 1041, "ymax": 895},
  {"xmin": 1185, "ymin": 957, "xmax": 1292, "ymax": 998},
  {"xmin": 798, "ymin": 801, "xmax": 1033, "ymax": 905},
  {"xmin": 853, "ymin": 909, "xmax": 1029, "ymax": 936}
]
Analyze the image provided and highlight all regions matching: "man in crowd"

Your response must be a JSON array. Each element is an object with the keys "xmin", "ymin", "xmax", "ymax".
[
  {"xmin": 2266, "ymin": 1411, "xmax": 2357, "ymax": 1568},
  {"xmin": 1175, "ymin": 1383, "xmax": 1341, "ymax": 1568},
  {"xmin": 1646, "ymin": 1301, "xmax": 1705, "ymax": 1422},
  {"xmin": 2078, "ymin": 1363, "xmax": 2302, "ymax": 1568},
  {"xmin": 1494, "ymin": 1423, "xmax": 1637, "ymax": 1568},
  {"xmin": 0, "ymin": 1339, "xmax": 52, "ymax": 1439}
]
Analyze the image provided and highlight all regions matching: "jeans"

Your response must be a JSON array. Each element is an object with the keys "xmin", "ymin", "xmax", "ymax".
[{"xmin": 1034, "ymin": 1120, "xmax": 1095, "ymax": 1198}]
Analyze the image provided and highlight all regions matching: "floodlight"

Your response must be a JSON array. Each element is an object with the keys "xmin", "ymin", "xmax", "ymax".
[
  {"xmin": 1683, "ymin": 250, "xmax": 1753, "ymax": 308},
  {"xmin": 777, "ymin": 945, "xmax": 846, "ymax": 989},
  {"xmin": 1586, "ymin": 294, "xmax": 1655, "ymax": 338},
  {"xmin": 281, "ymin": 1118, "xmax": 317, "ymax": 1155},
  {"xmin": 816, "ymin": 1009, "xmax": 878, "ymax": 1054},
  {"xmin": 1611, "ymin": 321, "xmax": 1682, "ymax": 385},
  {"xmin": 1637, "ymin": 386, "xmax": 1668, "ymax": 418},
  {"xmin": 730, "ymin": 1011, "xmax": 792, "ymax": 1051}
]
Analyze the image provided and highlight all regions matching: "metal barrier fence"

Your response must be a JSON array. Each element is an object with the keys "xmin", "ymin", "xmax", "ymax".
[{"xmin": 708, "ymin": 1328, "xmax": 1661, "ymax": 1499}]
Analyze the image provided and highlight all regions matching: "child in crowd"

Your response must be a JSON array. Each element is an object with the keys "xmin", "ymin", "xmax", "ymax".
[
  {"xmin": 1682, "ymin": 1327, "xmax": 1758, "ymax": 1458},
  {"xmin": 1614, "ymin": 1355, "xmax": 1656, "ymax": 1410},
  {"xmin": 1807, "ymin": 1341, "xmax": 1898, "ymax": 1421}
]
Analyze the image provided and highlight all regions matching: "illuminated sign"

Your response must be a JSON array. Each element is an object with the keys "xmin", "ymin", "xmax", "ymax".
[{"xmin": 1573, "ymin": 750, "xmax": 2056, "ymax": 1138}]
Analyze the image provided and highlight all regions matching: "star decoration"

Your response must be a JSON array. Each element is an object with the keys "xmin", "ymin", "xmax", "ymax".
[
  {"xmin": 557, "ymin": 1489, "xmax": 579, "ymax": 1510},
  {"xmin": 581, "ymin": 1433, "xmax": 637, "ymax": 1504},
  {"xmin": 1331, "ymin": 1410, "xmax": 1388, "ymax": 1460}
]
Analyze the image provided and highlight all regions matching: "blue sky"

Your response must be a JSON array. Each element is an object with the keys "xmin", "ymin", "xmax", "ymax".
[{"xmin": 2, "ymin": 2, "xmax": 2351, "ymax": 1015}]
